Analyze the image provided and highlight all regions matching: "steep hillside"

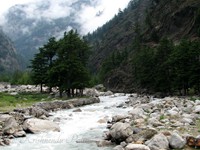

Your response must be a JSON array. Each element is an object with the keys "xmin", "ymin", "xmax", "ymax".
[
  {"xmin": 87, "ymin": 0, "xmax": 200, "ymax": 92},
  {"xmin": 0, "ymin": 28, "xmax": 20, "ymax": 72}
]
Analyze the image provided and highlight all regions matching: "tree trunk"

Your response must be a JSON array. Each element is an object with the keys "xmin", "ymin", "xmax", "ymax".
[
  {"xmin": 40, "ymin": 83, "xmax": 43, "ymax": 93},
  {"xmin": 59, "ymin": 87, "xmax": 63, "ymax": 98}
]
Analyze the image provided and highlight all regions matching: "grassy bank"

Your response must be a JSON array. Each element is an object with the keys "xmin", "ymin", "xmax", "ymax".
[{"xmin": 0, "ymin": 92, "xmax": 52, "ymax": 112}]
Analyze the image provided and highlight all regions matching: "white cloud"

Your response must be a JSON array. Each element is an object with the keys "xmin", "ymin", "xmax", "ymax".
[
  {"xmin": 0, "ymin": 0, "xmax": 131, "ymax": 34},
  {"xmin": 75, "ymin": 0, "xmax": 130, "ymax": 34}
]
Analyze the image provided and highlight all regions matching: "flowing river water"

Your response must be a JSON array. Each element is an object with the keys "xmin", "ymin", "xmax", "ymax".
[{"xmin": 2, "ymin": 94, "xmax": 131, "ymax": 150}]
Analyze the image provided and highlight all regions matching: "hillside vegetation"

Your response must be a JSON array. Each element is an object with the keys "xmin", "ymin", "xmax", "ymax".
[{"xmin": 87, "ymin": 0, "xmax": 200, "ymax": 95}]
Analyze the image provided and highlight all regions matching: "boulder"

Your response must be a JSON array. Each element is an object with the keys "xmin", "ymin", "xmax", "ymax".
[
  {"xmin": 110, "ymin": 122, "xmax": 133, "ymax": 143},
  {"xmin": 29, "ymin": 107, "xmax": 50, "ymax": 118},
  {"xmin": 23, "ymin": 118, "xmax": 60, "ymax": 133},
  {"xmin": 83, "ymin": 88, "xmax": 99, "ymax": 97},
  {"xmin": 125, "ymin": 144, "xmax": 150, "ymax": 150},
  {"xmin": 128, "ymin": 108, "xmax": 145, "ymax": 119},
  {"xmin": 169, "ymin": 133, "xmax": 186, "ymax": 149},
  {"xmin": 194, "ymin": 105, "xmax": 200, "ymax": 113},
  {"xmin": 3, "ymin": 117, "xmax": 21, "ymax": 135},
  {"xmin": 146, "ymin": 133, "xmax": 169, "ymax": 150},
  {"xmin": 126, "ymin": 128, "xmax": 157, "ymax": 143}
]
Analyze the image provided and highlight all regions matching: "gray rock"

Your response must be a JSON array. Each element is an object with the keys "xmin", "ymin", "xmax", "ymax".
[
  {"xmin": 146, "ymin": 133, "xmax": 169, "ymax": 150},
  {"xmin": 169, "ymin": 133, "xmax": 186, "ymax": 149},
  {"xmin": 112, "ymin": 115, "xmax": 130, "ymax": 122},
  {"xmin": 194, "ymin": 105, "xmax": 200, "ymax": 113},
  {"xmin": 125, "ymin": 144, "xmax": 150, "ymax": 150},
  {"xmin": 128, "ymin": 108, "xmax": 145, "ymax": 119},
  {"xmin": 3, "ymin": 117, "xmax": 21, "ymax": 135},
  {"xmin": 14, "ymin": 131, "xmax": 26, "ymax": 137},
  {"xmin": 110, "ymin": 122, "xmax": 133, "ymax": 143},
  {"xmin": 73, "ymin": 108, "xmax": 82, "ymax": 112},
  {"xmin": 23, "ymin": 118, "xmax": 60, "ymax": 133}
]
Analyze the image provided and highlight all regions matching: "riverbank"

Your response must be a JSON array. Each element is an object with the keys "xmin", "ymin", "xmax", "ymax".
[
  {"xmin": 103, "ymin": 94, "xmax": 200, "ymax": 150},
  {"xmin": 0, "ymin": 95, "xmax": 100, "ymax": 146}
]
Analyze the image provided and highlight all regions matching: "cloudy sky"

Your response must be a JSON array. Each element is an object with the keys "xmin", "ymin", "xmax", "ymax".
[{"xmin": 0, "ymin": 0, "xmax": 130, "ymax": 34}]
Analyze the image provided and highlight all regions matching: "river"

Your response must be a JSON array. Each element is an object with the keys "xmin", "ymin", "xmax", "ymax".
[{"xmin": 2, "ymin": 94, "xmax": 131, "ymax": 150}]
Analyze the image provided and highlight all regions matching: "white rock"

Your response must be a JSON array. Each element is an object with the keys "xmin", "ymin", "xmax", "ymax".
[
  {"xmin": 169, "ymin": 133, "xmax": 186, "ymax": 149},
  {"xmin": 194, "ymin": 105, "xmax": 200, "ymax": 113},
  {"xmin": 181, "ymin": 118, "xmax": 194, "ymax": 125},
  {"xmin": 110, "ymin": 122, "xmax": 133, "ymax": 143},
  {"xmin": 195, "ymin": 100, "xmax": 200, "ymax": 105},
  {"xmin": 23, "ymin": 118, "xmax": 60, "ymax": 133},
  {"xmin": 125, "ymin": 144, "xmax": 150, "ymax": 150},
  {"xmin": 129, "ymin": 108, "xmax": 144, "ymax": 119}
]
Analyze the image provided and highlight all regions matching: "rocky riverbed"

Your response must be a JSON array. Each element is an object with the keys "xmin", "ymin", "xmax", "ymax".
[
  {"xmin": 0, "ymin": 96, "xmax": 100, "ymax": 146},
  {"xmin": 103, "ymin": 94, "xmax": 200, "ymax": 150}
]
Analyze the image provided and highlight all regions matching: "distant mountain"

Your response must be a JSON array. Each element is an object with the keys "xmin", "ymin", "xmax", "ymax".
[
  {"xmin": 87, "ymin": 0, "xmax": 200, "ymax": 92},
  {"xmin": 1, "ymin": 0, "xmax": 94, "ymax": 67},
  {"xmin": 0, "ymin": 28, "xmax": 20, "ymax": 72}
]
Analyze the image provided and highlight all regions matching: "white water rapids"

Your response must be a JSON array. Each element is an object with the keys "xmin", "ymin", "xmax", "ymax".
[{"xmin": 2, "ymin": 94, "xmax": 132, "ymax": 150}]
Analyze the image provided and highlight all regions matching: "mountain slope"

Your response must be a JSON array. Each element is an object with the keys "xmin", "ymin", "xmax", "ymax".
[
  {"xmin": 87, "ymin": 0, "xmax": 200, "ymax": 92},
  {"xmin": 0, "ymin": 28, "xmax": 20, "ymax": 72}
]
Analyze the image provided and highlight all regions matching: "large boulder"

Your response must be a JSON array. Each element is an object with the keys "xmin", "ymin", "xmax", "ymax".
[
  {"xmin": 168, "ymin": 133, "xmax": 186, "ymax": 149},
  {"xmin": 125, "ymin": 144, "xmax": 150, "ymax": 150},
  {"xmin": 83, "ymin": 88, "xmax": 99, "ymax": 97},
  {"xmin": 145, "ymin": 133, "xmax": 169, "ymax": 150},
  {"xmin": 128, "ymin": 108, "xmax": 145, "ymax": 119},
  {"xmin": 110, "ymin": 122, "xmax": 133, "ymax": 143},
  {"xmin": 2, "ymin": 117, "xmax": 21, "ymax": 135},
  {"xmin": 23, "ymin": 118, "xmax": 60, "ymax": 133}
]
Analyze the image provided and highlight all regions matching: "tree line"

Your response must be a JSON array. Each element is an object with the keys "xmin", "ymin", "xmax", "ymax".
[
  {"xmin": 132, "ymin": 38, "xmax": 200, "ymax": 95},
  {"xmin": 30, "ymin": 30, "xmax": 91, "ymax": 97}
]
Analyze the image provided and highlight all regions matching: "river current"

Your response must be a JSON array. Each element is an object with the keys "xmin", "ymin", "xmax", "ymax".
[{"xmin": 2, "ymin": 94, "xmax": 131, "ymax": 150}]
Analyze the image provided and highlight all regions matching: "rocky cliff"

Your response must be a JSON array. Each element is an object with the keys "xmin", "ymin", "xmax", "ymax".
[
  {"xmin": 87, "ymin": 0, "xmax": 200, "ymax": 92},
  {"xmin": 0, "ymin": 28, "xmax": 20, "ymax": 72}
]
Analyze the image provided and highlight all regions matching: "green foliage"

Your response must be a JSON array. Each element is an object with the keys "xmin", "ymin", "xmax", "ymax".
[
  {"xmin": 30, "ymin": 30, "xmax": 91, "ymax": 97},
  {"xmin": 131, "ymin": 38, "xmax": 200, "ymax": 95},
  {"xmin": 100, "ymin": 50, "xmax": 128, "ymax": 81}
]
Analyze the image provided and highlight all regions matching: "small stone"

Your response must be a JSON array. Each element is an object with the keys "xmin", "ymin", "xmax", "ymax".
[{"xmin": 73, "ymin": 108, "xmax": 82, "ymax": 112}]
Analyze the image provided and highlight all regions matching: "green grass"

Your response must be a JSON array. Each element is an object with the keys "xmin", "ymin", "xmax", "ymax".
[{"xmin": 0, "ymin": 92, "xmax": 52, "ymax": 112}]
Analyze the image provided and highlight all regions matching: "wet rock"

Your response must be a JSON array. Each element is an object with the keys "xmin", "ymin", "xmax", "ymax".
[
  {"xmin": 145, "ymin": 133, "xmax": 169, "ymax": 150},
  {"xmin": 169, "ymin": 132, "xmax": 186, "ymax": 149},
  {"xmin": 73, "ymin": 108, "xmax": 82, "ymax": 112},
  {"xmin": 53, "ymin": 117, "xmax": 61, "ymax": 122},
  {"xmin": 125, "ymin": 144, "xmax": 150, "ymax": 150},
  {"xmin": 110, "ymin": 122, "xmax": 133, "ymax": 143},
  {"xmin": 14, "ymin": 131, "xmax": 26, "ymax": 137},
  {"xmin": 23, "ymin": 118, "xmax": 60, "ymax": 133},
  {"xmin": 96, "ymin": 140, "xmax": 113, "ymax": 147},
  {"xmin": 98, "ymin": 118, "xmax": 107, "ymax": 124}
]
